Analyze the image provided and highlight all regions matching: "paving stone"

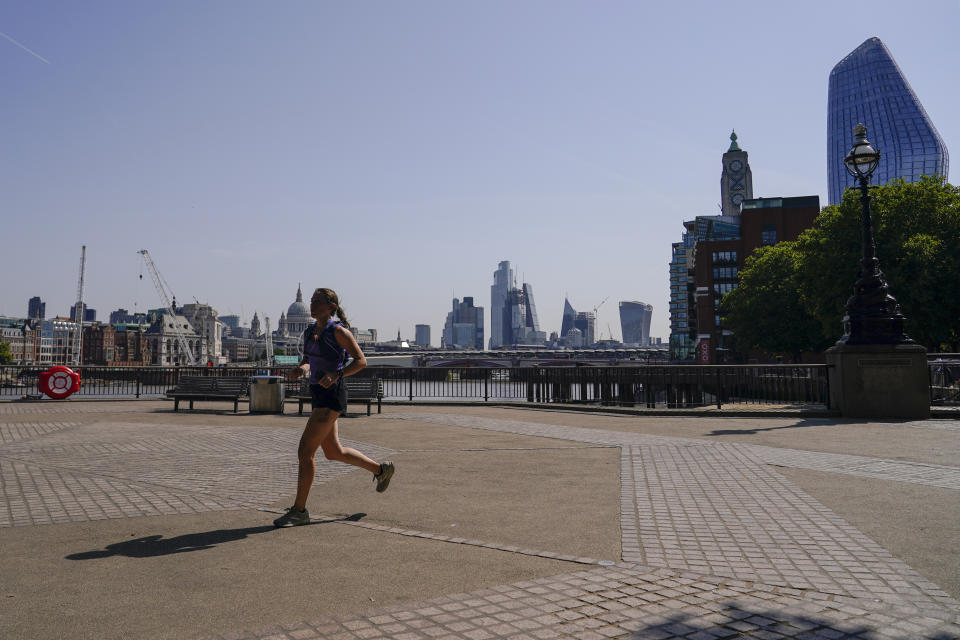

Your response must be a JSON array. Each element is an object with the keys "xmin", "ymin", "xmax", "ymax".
[{"xmin": 5, "ymin": 406, "xmax": 960, "ymax": 640}]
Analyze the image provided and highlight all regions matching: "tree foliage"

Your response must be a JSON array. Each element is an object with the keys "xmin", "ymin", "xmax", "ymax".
[
  {"xmin": 724, "ymin": 176, "xmax": 960, "ymax": 357},
  {"xmin": 722, "ymin": 243, "xmax": 829, "ymax": 362},
  {"xmin": 0, "ymin": 342, "xmax": 11, "ymax": 365}
]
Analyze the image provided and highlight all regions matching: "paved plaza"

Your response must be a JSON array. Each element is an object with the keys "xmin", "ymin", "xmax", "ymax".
[{"xmin": 0, "ymin": 401, "xmax": 958, "ymax": 639}]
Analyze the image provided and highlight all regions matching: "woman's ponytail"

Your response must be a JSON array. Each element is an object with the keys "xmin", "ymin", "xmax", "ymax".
[
  {"xmin": 335, "ymin": 305, "xmax": 351, "ymax": 329},
  {"xmin": 312, "ymin": 287, "xmax": 352, "ymax": 329}
]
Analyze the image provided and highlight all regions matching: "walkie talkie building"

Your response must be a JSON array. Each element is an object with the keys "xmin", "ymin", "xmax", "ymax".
[{"xmin": 827, "ymin": 37, "xmax": 948, "ymax": 205}]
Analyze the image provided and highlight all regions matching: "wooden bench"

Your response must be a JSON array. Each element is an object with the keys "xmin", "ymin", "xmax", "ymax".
[
  {"xmin": 295, "ymin": 377, "xmax": 383, "ymax": 416},
  {"xmin": 167, "ymin": 376, "xmax": 249, "ymax": 413}
]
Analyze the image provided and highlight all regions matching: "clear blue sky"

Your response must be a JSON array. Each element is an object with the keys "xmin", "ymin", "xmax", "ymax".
[{"xmin": 2, "ymin": 1, "xmax": 956, "ymax": 343}]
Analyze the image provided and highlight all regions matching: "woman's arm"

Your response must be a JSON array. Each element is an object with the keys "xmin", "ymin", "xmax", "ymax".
[
  {"xmin": 289, "ymin": 355, "xmax": 310, "ymax": 380},
  {"xmin": 334, "ymin": 326, "xmax": 367, "ymax": 378}
]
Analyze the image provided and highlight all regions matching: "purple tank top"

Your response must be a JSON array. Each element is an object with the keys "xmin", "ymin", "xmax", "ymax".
[{"xmin": 303, "ymin": 319, "xmax": 348, "ymax": 384}]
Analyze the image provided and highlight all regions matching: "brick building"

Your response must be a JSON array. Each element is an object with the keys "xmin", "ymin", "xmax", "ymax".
[
  {"xmin": 82, "ymin": 323, "xmax": 150, "ymax": 365},
  {"xmin": 693, "ymin": 196, "xmax": 820, "ymax": 363}
]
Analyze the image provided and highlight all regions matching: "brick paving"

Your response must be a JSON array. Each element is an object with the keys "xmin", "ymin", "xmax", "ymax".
[
  {"xmin": 197, "ymin": 565, "xmax": 960, "ymax": 640},
  {"xmin": 0, "ymin": 419, "xmax": 393, "ymax": 528},
  {"xmin": 752, "ymin": 445, "xmax": 960, "ymax": 489},
  {"xmin": 394, "ymin": 413, "xmax": 960, "ymax": 489},
  {"xmin": 2, "ymin": 405, "xmax": 958, "ymax": 639}
]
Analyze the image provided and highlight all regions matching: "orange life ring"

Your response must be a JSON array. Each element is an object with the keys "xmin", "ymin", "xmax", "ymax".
[{"xmin": 39, "ymin": 366, "xmax": 81, "ymax": 399}]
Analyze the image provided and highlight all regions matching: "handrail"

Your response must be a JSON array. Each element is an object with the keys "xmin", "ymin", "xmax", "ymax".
[{"xmin": 0, "ymin": 364, "xmax": 838, "ymax": 409}]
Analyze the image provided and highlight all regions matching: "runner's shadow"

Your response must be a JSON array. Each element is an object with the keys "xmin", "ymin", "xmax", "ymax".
[
  {"xmin": 707, "ymin": 418, "xmax": 839, "ymax": 436},
  {"xmin": 65, "ymin": 513, "xmax": 366, "ymax": 560}
]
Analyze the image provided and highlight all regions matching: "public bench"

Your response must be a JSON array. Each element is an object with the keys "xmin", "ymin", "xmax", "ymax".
[
  {"xmin": 167, "ymin": 376, "xmax": 249, "ymax": 413},
  {"xmin": 294, "ymin": 377, "xmax": 383, "ymax": 416}
]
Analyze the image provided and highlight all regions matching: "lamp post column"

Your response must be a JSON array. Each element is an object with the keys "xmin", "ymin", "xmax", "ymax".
[{"xmin": 825, "ymin": 124, "xmax": 928, "ymax": 418}]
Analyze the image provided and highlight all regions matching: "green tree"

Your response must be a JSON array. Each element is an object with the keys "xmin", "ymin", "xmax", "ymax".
[
  {"xmin": 722, "ymin": 176, "xmax": 960, "ymax": 356},
  {"xmin": 0, "ymin": 341, "xmax": 11, "ymax": 365},
  {"xmin": 797, "ymin": 176, "xmax": 960, "ymax": 350},
  {"xmin": 722, "ymin": 243, "xmax": 829, "ymax": 362}
]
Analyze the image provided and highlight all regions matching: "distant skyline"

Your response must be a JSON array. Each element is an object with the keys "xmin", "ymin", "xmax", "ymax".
[{"xmin": 1, "ymin": 2, "xmax": 956, "ymax": 341}]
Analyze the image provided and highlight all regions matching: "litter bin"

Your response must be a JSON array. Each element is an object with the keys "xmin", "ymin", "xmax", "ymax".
[{"xmin": 249, "ymin": 375, "xmax": 285, "ymax": 413}]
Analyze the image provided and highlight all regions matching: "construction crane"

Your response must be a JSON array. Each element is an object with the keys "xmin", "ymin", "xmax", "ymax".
[
  {"xmin": 264, "ymin": 316, "xmax": 273, "ymax": 366},
  {"xmin": 138, "ymin": 250, "xmax": 197, "ymax": 365},
  {"xmin": 592, "ymin": 296, "xmax": 609, "ymax": 316},
  {"xmin": 71, "ymin": 245, "xmax": 87, "ymax": 367}
]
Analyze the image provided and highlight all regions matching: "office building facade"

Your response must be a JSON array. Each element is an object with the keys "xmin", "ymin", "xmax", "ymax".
[
  {"xmin": 69, "ymin": 303, "xmax": 96, "ymax": 323},
  {"xmin": 619, "ymin": 301, "xmax": 653, "ymax": 346},
  {"xmin": 669, "ymin": 234, "xmax": 695, "ymax": 360},
  {"xmin": 828, "ymin": 37, "xmax": 949, "ymax": 205},
  {"xmin": 574, "ymin": 312, "xmax": 596, "ymax": 347},
  {"xmin": 415, "ymin": 324, "xmax": 431, "ymax": 347},
  {"xmin": 28, "ymin": 297, "xmax": 45, "ymax": 321},
  {"xmin": 442, "ymin": 297, "xmax": 484, "ymax": 349},
  {"xmin": 109, "ymin": 308, "xmax": 147, "ymax": 325},
  {"xmin": 489, "ymin": 261, "xmax": 514, "ymax": 349},
  {"xmin": 560, "ymin": 298, "xmax": 576, "ymax": 339},
  {"xmin": 501, "ymin": 286, "xmax": 546, "ymax": 347}
]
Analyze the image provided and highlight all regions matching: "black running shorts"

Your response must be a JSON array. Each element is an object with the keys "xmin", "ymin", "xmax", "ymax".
[{"xmin": 310, "ymin": 381, "xmax": 348, "ymax": 413}]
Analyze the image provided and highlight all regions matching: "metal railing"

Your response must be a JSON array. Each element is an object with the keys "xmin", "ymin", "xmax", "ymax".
[
  {"xmin": 0, "ymin": 364, "xmax": 831, "ymax": 409},
  {"xmin": 0, "ymin": 365, "xmax": 291, "ymax": 400},
  {"xmin": 362, "ymin": 365, "xmax": 830, "ymax": 409},
  {"xmin": 930, "ymin": 358, "xmax": 960, "ymax": 407}
]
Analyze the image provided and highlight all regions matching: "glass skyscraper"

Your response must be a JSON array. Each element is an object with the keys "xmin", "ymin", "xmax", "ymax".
[
  {"xmin": 489, "ymin": 260, "xmax": 513, "ymax": 349},
  {"xmin": 619, "ymin": 301, "xmax": 653, "ymax": 346},
  {"xmin": 828, "ymin": 37, "xmax": 949, "ymax": 205}
]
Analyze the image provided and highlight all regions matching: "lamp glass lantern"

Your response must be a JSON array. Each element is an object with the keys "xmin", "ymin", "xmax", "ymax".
[{"xmin": 843, "ymin": 123, "xmax": 880, "ymax": 180}]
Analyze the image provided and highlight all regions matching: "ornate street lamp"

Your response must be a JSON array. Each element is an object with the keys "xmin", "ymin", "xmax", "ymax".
[{"xmin": 836, "ymin": 123, "xmax": 913, "ymax": 345}]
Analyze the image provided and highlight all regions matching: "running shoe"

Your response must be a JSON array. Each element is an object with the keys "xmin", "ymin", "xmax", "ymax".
[
  {"xmin": 374, "ymin": 461, "xmax": 395, "ymax": 493},
  {"xmin": 273, "ymin": 506, "xmax": 310, "ymax": 527}
]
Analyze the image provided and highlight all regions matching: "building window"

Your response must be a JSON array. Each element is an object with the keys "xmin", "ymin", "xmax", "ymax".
[
  {"xmin": 712, "ymin": 267, "xmax": 738, "ymax": 280},
  {"xmin": 762, "ymin": 223, "xmax": 777, "ymax": 246},
  {"xmin": 713, "ymin": 282, "xmax": 737, "ymax": 295},
  {"xmin": 712, "ymin": 251, "xmax": 738, "ymax": 265}
]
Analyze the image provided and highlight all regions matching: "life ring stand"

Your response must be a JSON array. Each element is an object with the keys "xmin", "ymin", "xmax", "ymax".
[{"xmin": 38, "ymin": 366, "xmax": 81, "ymax": 400}]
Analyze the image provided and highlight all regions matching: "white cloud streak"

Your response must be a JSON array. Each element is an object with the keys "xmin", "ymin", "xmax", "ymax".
[{"xmin": 0, "ymin": 30, "xmax": 50, "ymax": 64}]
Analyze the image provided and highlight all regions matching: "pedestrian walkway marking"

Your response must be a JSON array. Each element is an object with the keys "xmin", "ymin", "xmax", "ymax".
[
  {"xmin": 393, "ymin": 412, "xmax": 959, "ymax": 608},
  {"xmin": 256, "ymin": 507, "xmax": 615, "ymax": 566}
]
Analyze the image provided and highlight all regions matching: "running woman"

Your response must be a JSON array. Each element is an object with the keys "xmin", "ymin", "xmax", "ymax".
[{"xmin": 273, "ymin": 287, "xmax": 394, "ymax": 527}]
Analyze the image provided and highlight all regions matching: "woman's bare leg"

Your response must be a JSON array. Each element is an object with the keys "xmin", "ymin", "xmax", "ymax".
[
  {"xmin": 293, "ymin": 408, "xmax": 337, "ymax": 509},
  {"xmin": 293, "ymin": 408, "xmax": 380, "ymax": 510},
  {"xmin": 320, "ymin": 419, "xmax": 380, "ymax": 474}
]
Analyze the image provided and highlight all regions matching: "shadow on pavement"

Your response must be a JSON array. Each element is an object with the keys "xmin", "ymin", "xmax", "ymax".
[
  {"xmin": 626, "ymin": 601, "xmax": 951, "ymax": 639},
  {"xmin": 707, "ymin": 418, "xmax": 839, "ymax": 436},
  {"xmin": 65, "ymin": 513, "xmax": 366, "ymax": 560}
]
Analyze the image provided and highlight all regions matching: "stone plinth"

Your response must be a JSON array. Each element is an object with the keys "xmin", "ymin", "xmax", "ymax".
[{"xmin": 825, "ymin": 342, "xmax": 929, "ymax": 418}]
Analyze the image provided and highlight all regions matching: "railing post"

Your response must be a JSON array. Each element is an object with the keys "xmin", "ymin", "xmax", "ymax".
[
  {"xmin": 824, "ymin": 364, "xmax": 831, "ymax": 409},
  {"xmin": 136, "ymin": 367, "xmax": 141, "ymax": 399},
  {"xmin": 715, "ymin": 368, "xmax": 722, "ymax": 410},
  {"xmin": 408, "ymin": 367, "xmax": 414, "ymax": 402},
  {"xmin": 484, "ymin": 369, "xmax": 489, "ymax": 402}
]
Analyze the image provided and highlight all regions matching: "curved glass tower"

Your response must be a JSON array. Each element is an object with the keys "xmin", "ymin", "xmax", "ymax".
[
  {"xmin": 619, "ymin": 301, "xmax": 653, "ymax": 346},
  {"xmin": 828, "ymin": 37, "xmax": 949, "ymax": 205}
]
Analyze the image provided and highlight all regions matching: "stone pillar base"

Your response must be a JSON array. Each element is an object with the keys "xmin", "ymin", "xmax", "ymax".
[{"xmin": 825, "ymin": 343, "xmax": 929, "ymax": 419}]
